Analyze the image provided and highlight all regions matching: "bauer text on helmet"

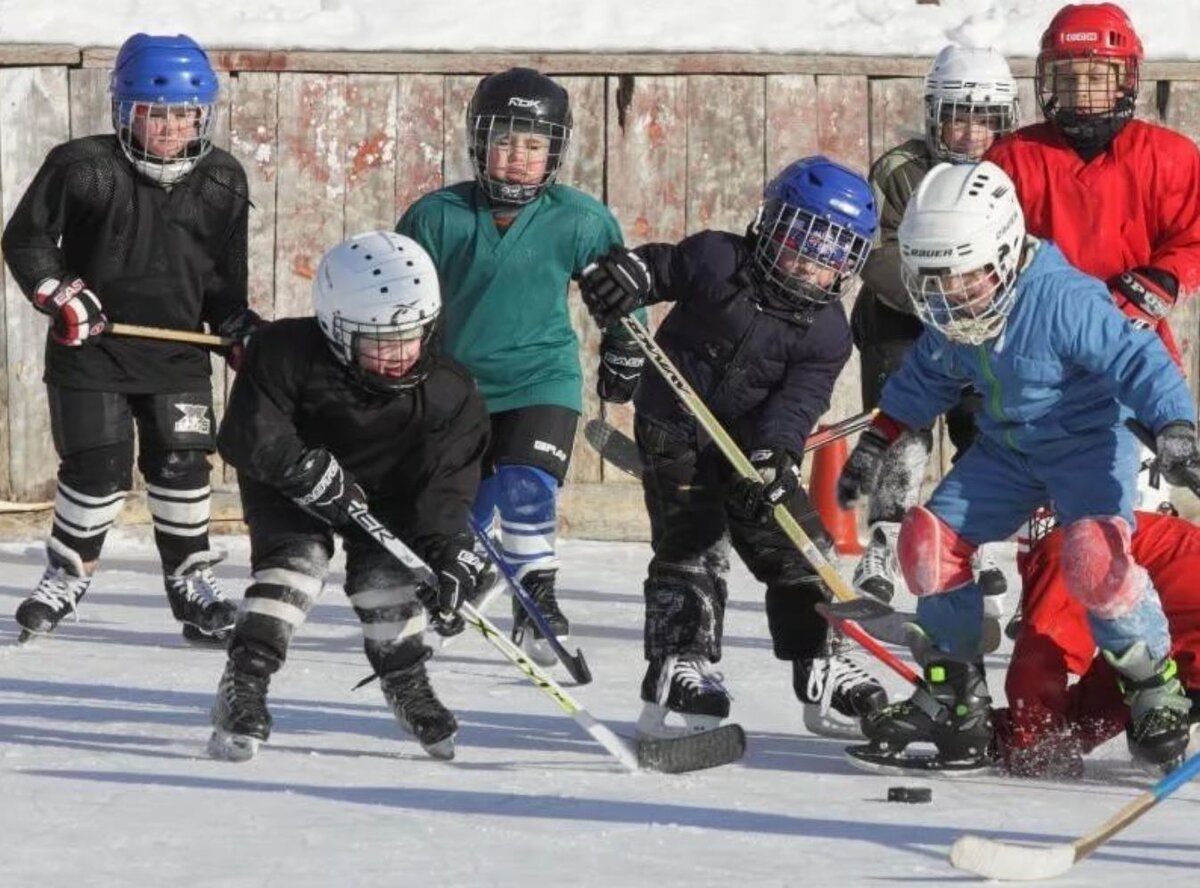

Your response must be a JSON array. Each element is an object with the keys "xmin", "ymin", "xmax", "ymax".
[
  {"xmin": 924, "ymin": 46, "xmax": 1019, "ymax": 164},
  {"xmin": 898, "ymin": 161, "xmax": 1026, "ymax": 345},
  {"xmin": 313, "ymin": 231, "xmax": 442, "ymax": 395}
]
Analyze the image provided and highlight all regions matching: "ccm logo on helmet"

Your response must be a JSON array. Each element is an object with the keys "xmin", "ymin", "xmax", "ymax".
[
  {"xmin": 508, "ymin": 96, "xmax": 543, "ymax": 110},
  {"xmin": 1062, "ymin": 31, "xmax": 1099, "ymax": 43}
]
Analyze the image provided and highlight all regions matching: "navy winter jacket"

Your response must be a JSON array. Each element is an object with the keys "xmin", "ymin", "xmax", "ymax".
[{"xmin": 632, "ymin": 230, "xmax": 852, "ymax": 454}]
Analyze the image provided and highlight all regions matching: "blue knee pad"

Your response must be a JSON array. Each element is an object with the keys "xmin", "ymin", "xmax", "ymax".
[
  {"xmin": 916, "ymin": 582, "xmax": 984, "ymax": 659},
  {"xmin": 474, "ymin": 465, "xmax": 559, "ymax": 574}
]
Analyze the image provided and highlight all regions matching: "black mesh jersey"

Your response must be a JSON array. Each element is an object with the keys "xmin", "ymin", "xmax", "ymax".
[
  {"xmin": 218, "ymin": 318, "xmax": 491, "ymax": 558},
  {"xmin": 1, "ymin": 135, "xmax": 250, "ymax": 393}
]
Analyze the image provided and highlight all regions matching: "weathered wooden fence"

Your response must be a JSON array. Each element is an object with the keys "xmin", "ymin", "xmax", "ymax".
[{"xmin": 1, "ymin": 48, "xmax": 1199, "ymax": 537}]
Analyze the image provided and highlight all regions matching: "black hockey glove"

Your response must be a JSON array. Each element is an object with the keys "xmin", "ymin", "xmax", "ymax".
[
  {"xmin": 419, "ymin": 535, "xmax": 487, "ymax": 637},
  {"xmin": 1155, "ymin": 421, "xmax": 1200, "ymax": 494},
  {"xmin": 279, "ymin": 449, "xmax": 367, "ymax": 529},
  {"xmin": 1110, "ymin": 267, "xmax": 1178, "ymax": 331},
  {"xmin": 728, "ymin": 448, "xmax": 802, "ymax": 524},
  {"xmin": 33, "ymin": 276, "xmax": 107, "ymax": 347},
  {"xmin": 837, "ymin": 416, "xmax": 905, "ymax": 509},
  {"xmin": 579, "ymin": 247, "xmax": 652, "ymax": 328},
  {"xmin": 217, "ymin": 306, "xmax": 265, "ymax": 372},
  {"xmin": 597, "ymin": 334, "xmax": 646, "ymax": 404}
]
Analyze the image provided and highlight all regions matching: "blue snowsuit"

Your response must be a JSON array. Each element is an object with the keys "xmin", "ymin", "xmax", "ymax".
[{"xmin": 880, "ymin": 239, "xmax": 1196, "ymax": 657}]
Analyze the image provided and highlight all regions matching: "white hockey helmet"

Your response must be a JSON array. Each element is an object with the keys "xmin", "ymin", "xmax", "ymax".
[
  {"xmin": 313, "ymin": 231, "xmax": 441, "ymax": 393},
  {"xmin": 898, "ymin": 161, "xmax": 1026, "ymax": 345},
  {"xmin": 924, "ymin": 46, "xmax": 1019, "ymax": 163}
]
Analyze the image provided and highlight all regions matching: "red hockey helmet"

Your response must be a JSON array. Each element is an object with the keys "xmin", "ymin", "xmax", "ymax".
[{"xmin": 1036, "ymin": 3, "xmax": 1143, "ymax": 150}]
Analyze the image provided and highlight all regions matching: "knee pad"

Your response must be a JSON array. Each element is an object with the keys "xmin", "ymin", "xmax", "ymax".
[
  {"xmin": 237, "ymin": 542, "xmax": 330, "ymax": 666},
  {"xmin": 486, "ymin": 464, "xmax": 560, "ymax": 577},
  {"xmin": 897, "ymin": 505, "xmax": 975, "ymax": 598},
  {"xmin": 1061, "ymin": 516, "xmax": 1145, "ymax": 619},
  {"xmin": 141, "ymin": 448, "xmax": 211, "ymax": 488},
  {"xmin": 52, "ymin": 444, "xmax": 133, "ymax": 560},
  {"xmin": 58, "ymin": 442, "xmax": 134, "ymax": 495},
  {"xmin": 644, "ymin": 556, "xmax": 728, "ymax": 662}
]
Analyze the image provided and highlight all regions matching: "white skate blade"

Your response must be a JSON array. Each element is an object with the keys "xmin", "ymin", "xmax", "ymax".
[
  {"xmin": 635, "ymin": 701, "xmax": 724, "ymax": 739},
  {"xmin": 1187, "ymin": 723, "xmax": 1200, "ymax": 758},
  {"xmin": 802, "ymin": 704, "xmax": 865, "ymax": 740},
  {"xmin": 208, "ymin": 728, "xmax": 260, "ymax": 763},
  {"xmin": 949, "ymin": 835, "xmax": 1076, "ymax": 881},
  {"xmin": 520, "ymin": 633, "xmax": 559, "ymax": 668}
]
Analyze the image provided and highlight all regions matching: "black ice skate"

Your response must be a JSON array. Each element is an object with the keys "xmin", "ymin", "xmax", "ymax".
[
  {"xmin": 165, "ymin": 549, "xmax": 238, "ymax": 644},
  {"xmin": 637, "ymin": 655, "xmax": 732, "ymax": 738},
  {"xmin": 847, "ymin": 643, "xmax": 993, "ymax": 775},
  {"xmin": 208, "ymin": 661, "xmax": 272, "ymax": 762},
  {"xmin": 1104, "ymin": 642, "xmax": 1195, "ymax": 773},
  {"xmin": 794, "ymin": 636, "xmax": 888, "ymax": 740},
  {"xmin": 511, "ymin": 568, "xmax": 569, "ymax": 668},
  {"xmin": 975, "ymin": 545, "xmax": 1008, "ymax": 653},
  {"xmin": 15, "ymin": 540, "xmax": 93, "ymax": 643},
  {"xmin": 381, "ymin": 660, "xmax": 458, "ymax": 760},
  {"xmin": 852, "ymin": 522, "xmax": 901, "ymax": 604}
]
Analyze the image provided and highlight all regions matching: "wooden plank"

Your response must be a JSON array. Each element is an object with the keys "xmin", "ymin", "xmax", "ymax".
[
  {"xmin": 394, "ymin": 74, "xmax": 444, "ymax": 215},
  {"xmin": 0, "ymin": 68, "xmax": 71, "ymax": 501},
  {"xmin": 273, "ymin": 73, "xmax": 347, "ymax": 321},
  {"xmin": 868, "ymin": 78, "xmax": 924, "ymax": 165},
  {"xmin": 685, "ymin": 75, "xmax": 764, "ymax": 236},
  {"xmin": 0, "ymin": 45, "xmax": 79, "ymax": 67},
  {"xmin": 343, "ymin": 74, "xmax": 398, "ymax": 237},
  {"xmin": 229, "ymin": 72, "xmax": 280, "ymax": 322},
  {"xmin": 67, "ymin": 67, "xmax": 111, "ymax": 138},
  {"xmin": 206, "ymin": 72, "xmax": 234, "ymax": 490},
  {"xmin": 604, "ymin": 75, "xmax": 688, "ymax": 483},
  {"xmin": 442, "ymin": 74, "xmax": 476, "ymax": 187},
  {"xmin": 767, "ymin": 75, "xmax": 870, "ymax": 174},
  {"xmin": 557, "ymin": 76, "xmax": 606, "ymax": 487}
]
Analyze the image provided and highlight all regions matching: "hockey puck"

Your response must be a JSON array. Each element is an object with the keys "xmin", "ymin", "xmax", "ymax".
[{"xmin": 887, "ymin": 786, "xmax": 932, "ymax": 804}]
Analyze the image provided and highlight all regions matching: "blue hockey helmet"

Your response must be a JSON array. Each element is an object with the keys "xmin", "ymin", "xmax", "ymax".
[
  {"xmin": 753, "ymin": 155, "xmax": 878, "ymax": 311},
  {"xmin": 110, "ymin": 34, "xmax": 218, "ymax": 186}
]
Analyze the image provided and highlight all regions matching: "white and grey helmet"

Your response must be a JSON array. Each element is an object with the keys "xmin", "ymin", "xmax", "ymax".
[
  {"xmin": 924, "ymin": 46, "xmax": 1019, "ymax": 163},
  {"xmin": 899, "ymin": 161, "xmax": 1026, "ymax": 345},
  {"xmin": 313, "ymin": 231, "xmax": 441, "ymax": 393}
]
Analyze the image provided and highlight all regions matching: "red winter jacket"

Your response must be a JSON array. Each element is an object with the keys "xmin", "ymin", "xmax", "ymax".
[{"xmin": 987, "ymin": 120, "xmax": 1200, "ymax": 363}]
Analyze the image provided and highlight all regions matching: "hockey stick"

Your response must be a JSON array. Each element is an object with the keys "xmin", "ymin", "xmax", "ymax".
[
  {"xmin": 468, "ymin": 516, "xmax": 593, "ymax": 685},
  {"xmin": 619, "ymin": 316, "xmax": 890, "ymax": 620},
  {"xmin": 109, "ymin": 322, "xmax": 234, "ymax": 349},
  {"xmin": 815, "ymin": 602, "xmax": 919, "ymax": 686},
  {"xmin": 347, "ymin": 502, "xmax": 743, "ymax": 772},
  {"xmin": 585, "ymin": 408, "xmax": 879, "ymax": 481},
  {"xmin": 949, "ymin": 748, "xmax": 1200, "ymax": 881}
]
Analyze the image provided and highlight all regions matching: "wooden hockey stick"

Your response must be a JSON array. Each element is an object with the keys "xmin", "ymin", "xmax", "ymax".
[
  {"xmin": 619, "ymin": 316, "xmax": 889, "ymax": 618},
  {"xmin": 950, "ymin": 748, "xmax": 1200, "ymax": 881},
  {"xmin": 109, "ymin": 322, "xmax": 234, "ymax": 348}
]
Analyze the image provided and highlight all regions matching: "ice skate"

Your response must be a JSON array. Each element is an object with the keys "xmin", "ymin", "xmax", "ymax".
[
  {"xmin": 208, "ymin": 661, "xmax": 272, "ymax": 762},
  {"xmin": 165, "ymin": 549, "xmax": 238, "ymax": 644},
  {"xmin": 852, "ymin": 522, "xmax": 901, "ymax": 604},
  {"xmin": 637, "ymin": 655, "xmax": 732, "ymax": 738},
  {"xmin": 511, "ymin": 568, "xmax": 569, "ymax": 668},
  {"xmin": 1105, "ymin": 643, "xmax": 1194, "ymax": 773},
  {"xmin": 15, "ymin": 540, "xmax": 93, "ymax": 643},
  {"xmin": 381, "ymin": 659, "xmax": 458, "ymax": 760},
  {"xmin": 795, "ymin": 638, "xmax": 888, "ymax": 740},
  {"xmin": 974, "ymin": 544, "xmax": 1007, "ymax": 652}
]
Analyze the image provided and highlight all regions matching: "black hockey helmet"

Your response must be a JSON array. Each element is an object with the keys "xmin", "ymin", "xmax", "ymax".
[{"xmin": 467, "ymin": 67, "xmax": 572, "ymax": 206}]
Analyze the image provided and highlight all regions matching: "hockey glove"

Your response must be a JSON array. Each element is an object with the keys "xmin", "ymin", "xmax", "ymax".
[
  {"xmin": 420, "ymin": 535, "xmax": 487, "ymax": 637},
  {"xmin": 1110, "ymin": 267, "xmax": 1178, "ymax": 331},
  {"xmin": 579, "ymin": 247, "xmax": 652, "ymax": 328},
  {"xmin": 33, "ymin": 277, "xmax": 107, "ymax": 347},
  {"xmin": 836, "ymin": 414, "xmax": 906, "ymax": 509},
  {"xmin": 597, "ymin": 334, "xmax": 646, "ymax": 404},
  {"xmin": 1155, "ymin": 421, "xmax": 1200, "ymax": 494},
  {"xmin": 727, "ymin": 448, "xmax": 802, "ymax": 524},
  {"xmin": 279, "ymin": 448, "xmax": 367, "ymax": 529},
  {"xmin": 217, "ymin": 306, "xmax": 264, "ymax": 372}
]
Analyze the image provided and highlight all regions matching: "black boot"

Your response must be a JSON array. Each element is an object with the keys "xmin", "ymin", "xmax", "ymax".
[
  {"xmin": 637, "ymin": 655, "xmax": 731, "ymax": 738},
  {"xmin": 1104, "ymin": 643, "xmax": 1194, "ymax": 772},
  {"xmin": 511, "ymin": 568, "xmax": 569, "ymax": 667},
  {"xmin": 15, "ymin": 540, "xmax": 93, "ymax": 642},
  {"xmin": 165, "ymin": 549, "xmax": 238, "ymax": 644},
  {"xmin": 381, "ymin": 659, "xmax": 458, "ymax": 760},
  {"xmin": 208, "ymin": 660, "xmax": 273, "ymax": 762},
  {"xmin": 794, "ymin": 634, "xmax": 889, "ymax": 740}
]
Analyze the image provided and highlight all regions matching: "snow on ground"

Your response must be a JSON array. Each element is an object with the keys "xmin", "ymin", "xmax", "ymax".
[
  {"xmin": 2, "ymin": 1, "xmax": 1200, "ymax": 59},
  {"xmin": 1, "ymin": 531, "xmax": 1197, "ymax": 887}
]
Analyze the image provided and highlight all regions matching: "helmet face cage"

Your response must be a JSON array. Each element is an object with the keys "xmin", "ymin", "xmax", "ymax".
[
  {"xmin": 754, "ymin": 199, "xmax": 871, "ymax": 308},
  {"xmin": 328, "ymin": 310, "xmax": 438, "ymax": 394},
  {"xmin": 903, "ymin": 250, "xmax": 1019, "ymax": 346},
  {"xmin": 113, "ymin": 98, "xmax": 215, "ymax": 185},
  {"xmin": 1036, "ymin": 53, "xmax": 1138, "ymax": 141},
  {"xmin": 469, "ymin": 113, "xmax": 571, "ymax": 205},
  {"xmin": 925, "ymin": 96, "xmax": 1018, "ymax": 163}
]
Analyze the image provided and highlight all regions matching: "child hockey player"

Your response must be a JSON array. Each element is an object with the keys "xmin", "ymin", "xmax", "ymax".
[
  {"xmin": 851, "ymin": 45, "xmax": 1018, "ymax": 611},
  {"xmin": 579, "ymin": 155, "xmax": 890, "ymax": 739},
  {"xmin": 208, "ymin": 231, "xmax": 490, "ymax": 763},
  {"xmin": 1, "ymin": 33, "xmax": 258, "ymax": 645},
  {"xmin": 996, "ymin": 509, "xmax": 1200, "ymax": 778},
  {"xmin": 838, "ymin": 160, "xmax": 1198, "ymax": 773},
  {"xmin": 397, "ymin": 67, "xmax": 644, "ymax": 667}
]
